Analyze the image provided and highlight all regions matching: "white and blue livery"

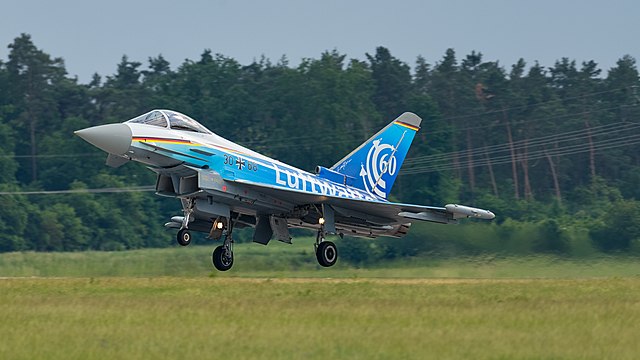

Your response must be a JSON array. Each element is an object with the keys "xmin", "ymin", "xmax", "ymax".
[{"xmin": 75, "ymin": 110, "xmax": 495, "ymax": 271}]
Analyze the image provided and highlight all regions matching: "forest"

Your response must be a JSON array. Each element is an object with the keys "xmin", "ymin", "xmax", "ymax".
[{"xmin": 0, "ymin": 33, "xmax": 639, "ymax": 258}]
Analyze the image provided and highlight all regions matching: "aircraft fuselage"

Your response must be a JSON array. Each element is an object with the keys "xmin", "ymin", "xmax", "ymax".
[{"xmin": 75, "ymin": 109, "xmax": 494, "ymax": 270}]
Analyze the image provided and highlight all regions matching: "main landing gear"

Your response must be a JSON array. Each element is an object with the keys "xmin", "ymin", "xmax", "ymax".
[
  {"xmin": 315, "ymin": 219, "xmax": 338, "ymax": 267},
  {"xmin": 174, "ymin": 201, "xmax": 338, "ymax": 270},
  {"xmin": 211, "ymin": 217, "xmax": 234, "ymax": 272}
]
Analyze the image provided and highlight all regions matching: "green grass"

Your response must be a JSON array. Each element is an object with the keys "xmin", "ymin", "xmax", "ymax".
[
  {"xmin": 2, "ymin": 239, "xmax": 640, "ymax": 278},
  {"xmin": 2, "ymin": 244, "xmax": 640, "ymax": 358},
  {"xmin": 1, "ymin": 277, "xmax": 639, "ymax": 359}
]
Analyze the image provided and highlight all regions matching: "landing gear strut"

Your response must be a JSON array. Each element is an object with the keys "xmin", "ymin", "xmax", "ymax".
[
  {"xmin": 315, "ymin": 225, "xmax": 338, "ymax": 267},
  {"xmin": 212, "ymin": 216, "xmax": 234, "ymax": 271}
]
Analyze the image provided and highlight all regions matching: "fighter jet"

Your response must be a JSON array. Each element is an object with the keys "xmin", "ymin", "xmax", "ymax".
[{"xmin": 75, "ymin": 110, "xmax": 494, "ymax": 271}]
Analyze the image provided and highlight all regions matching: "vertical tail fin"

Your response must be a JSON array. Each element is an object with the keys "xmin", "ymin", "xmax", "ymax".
[{"xmin": 331, "ymin": 112, "xmax": 421, "ymax": 199}]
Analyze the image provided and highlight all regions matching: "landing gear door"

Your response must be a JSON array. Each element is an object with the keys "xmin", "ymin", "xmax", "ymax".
[{"xmin": 270, "ymin": 216, "xmax": 291, "ymax": 244}]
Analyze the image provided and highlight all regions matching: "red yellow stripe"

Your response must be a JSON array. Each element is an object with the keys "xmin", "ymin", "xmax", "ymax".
[
  {"xmin": 394, "ymin": 121, "xmax": 420, "ymax": 131},
  {"xmin": 132, "ymin": 137, "xmax": 199, "ymax": 146},
  {"xmin": 132, "ymin": 137, "xmax": 255, "ymax": 157}
]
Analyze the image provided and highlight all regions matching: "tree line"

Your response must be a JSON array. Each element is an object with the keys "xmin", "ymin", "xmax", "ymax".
[{"xmin": 0, "ymin": 33, "xmax": 639, "ymax": 255}]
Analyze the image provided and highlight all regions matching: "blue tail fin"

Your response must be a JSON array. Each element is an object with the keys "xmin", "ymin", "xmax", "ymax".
[{"xmin": 330, "ymin": 112, "xmax": 421, "ymax": 199}]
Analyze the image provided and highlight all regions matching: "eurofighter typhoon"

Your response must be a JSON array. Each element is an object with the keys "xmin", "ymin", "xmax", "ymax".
[{"xmin": 75, "ymin": 110, "xmax": 494, "ymax": 271}]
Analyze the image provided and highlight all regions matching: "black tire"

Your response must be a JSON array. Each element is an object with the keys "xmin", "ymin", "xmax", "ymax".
[
  {"xmin": 316, "ymin": 241, "xmax": 338, "ymax": 267},
  {"xmin": 212, "ymin": 245, "xmax": 233, "ymax": 271},
  {"xmin": 177, "ymin": 229, "xmax": 192, "ymax": 246}
]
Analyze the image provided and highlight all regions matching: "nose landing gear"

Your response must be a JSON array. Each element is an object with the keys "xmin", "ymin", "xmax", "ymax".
[{"xmin": 176, "ymin": 198, "xmax": 194, "ymax": 246}]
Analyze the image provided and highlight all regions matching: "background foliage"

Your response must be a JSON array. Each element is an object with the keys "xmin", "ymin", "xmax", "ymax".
[{"xmin": 1, "ymin": 34, "xmax": 639, "ymax": 258}]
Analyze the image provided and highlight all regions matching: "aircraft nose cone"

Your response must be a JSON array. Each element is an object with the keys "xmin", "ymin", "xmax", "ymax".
[{"xmin": 74, "ymin": 123, "xmax": 132, "ymax": 155}]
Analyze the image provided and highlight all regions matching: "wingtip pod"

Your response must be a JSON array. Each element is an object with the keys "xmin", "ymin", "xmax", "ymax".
[{"xmin": 445, "ymin": 204, "xmax": 495, "ymax": 220}]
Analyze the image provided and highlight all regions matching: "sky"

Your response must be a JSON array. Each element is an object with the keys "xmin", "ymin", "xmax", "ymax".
[{"xmin": 1, "ymin": 0, "xmax": 638, "ymax": 83}]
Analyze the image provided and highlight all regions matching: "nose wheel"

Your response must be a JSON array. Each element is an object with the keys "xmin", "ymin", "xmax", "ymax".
[
  {"xmin": 176, "ymin": 228, "xmax": 192, "ymax": 246},
  {"xmin": 176, "ymin": 198, "xmax": 194, "ymax": 246}
]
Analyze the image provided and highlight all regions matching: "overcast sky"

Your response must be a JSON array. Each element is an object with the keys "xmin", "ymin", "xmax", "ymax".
[{"xmin": 1, "ymin": 0, "xmax": 638, "ymax": 83}]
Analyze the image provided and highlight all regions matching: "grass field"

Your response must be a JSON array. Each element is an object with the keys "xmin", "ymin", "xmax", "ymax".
[
  {"xmin": 1, "ymin": 243, "xmax": 640, "ymax": 359},
  {"xmin": 3, "ymin": 239, "xmax": 640, "ymax": 278},
  {"xmin": 1, "ymin": 277, "xmax": 640, "ymax": 359}
]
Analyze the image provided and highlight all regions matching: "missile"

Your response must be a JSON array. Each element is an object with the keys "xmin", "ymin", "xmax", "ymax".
[{"xmin": 445, "ymin": 204, "xmax": 495, "ymax": 220}]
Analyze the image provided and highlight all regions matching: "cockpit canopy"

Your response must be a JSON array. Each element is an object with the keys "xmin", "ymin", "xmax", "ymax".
[{"xmin": 126, "ymin": 110, "xmax": 212, "ymax": 134}]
